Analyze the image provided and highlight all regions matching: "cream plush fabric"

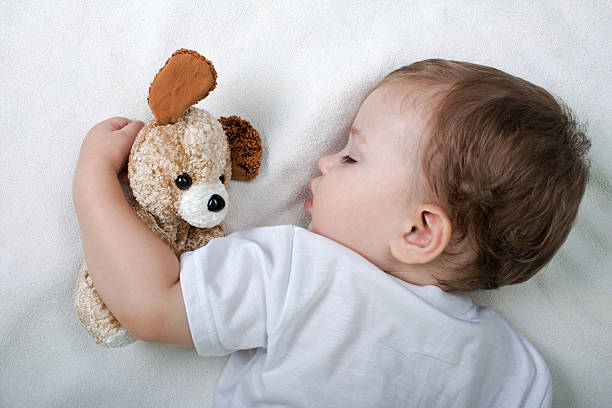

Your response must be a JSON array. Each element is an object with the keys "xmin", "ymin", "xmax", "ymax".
[{"xmin": 1, "ymin": 1, "xmax": 610, "ymax": 407}]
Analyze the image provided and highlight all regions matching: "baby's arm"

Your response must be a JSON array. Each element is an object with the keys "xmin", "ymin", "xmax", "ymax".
[{"xmin": 73, "ymin": 117, "xmax": 193, "ymax": 346}]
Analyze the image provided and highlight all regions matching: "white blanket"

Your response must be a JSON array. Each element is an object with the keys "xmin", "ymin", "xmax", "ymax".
[{"xmin": 1, "ymin": 1, "xmax": 610, "ymax": 407}]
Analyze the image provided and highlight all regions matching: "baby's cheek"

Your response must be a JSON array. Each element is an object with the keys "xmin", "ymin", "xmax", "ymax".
[{"xmin": 312, "ymin": 198, "xmax": 335, "ymax": 231}]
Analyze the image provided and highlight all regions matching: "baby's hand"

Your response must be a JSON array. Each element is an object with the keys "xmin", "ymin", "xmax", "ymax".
[{"xmin": 76, "ymin": 117, "xmax": 145, "ymax": 182}]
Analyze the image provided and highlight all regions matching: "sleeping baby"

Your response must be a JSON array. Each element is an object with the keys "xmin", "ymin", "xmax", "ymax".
[{"xmin": 73, "ymin": 58, "xmax": 591, "ymax": 407}]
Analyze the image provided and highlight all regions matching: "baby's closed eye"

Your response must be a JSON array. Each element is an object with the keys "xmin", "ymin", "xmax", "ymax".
[{"xmin": 340, "ymin": 155, "xmax": 357, "ymax": 164}]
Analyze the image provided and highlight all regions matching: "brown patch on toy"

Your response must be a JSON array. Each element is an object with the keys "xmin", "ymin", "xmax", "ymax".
[
  {"xmin": 147, "ymin": 49, "xmax": 218, "ymax": 126},
  {"xmin": 219, "ymin": 115, "xmax": 262, "ymax": 180}
]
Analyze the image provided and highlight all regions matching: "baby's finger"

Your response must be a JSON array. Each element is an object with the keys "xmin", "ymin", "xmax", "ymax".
[
  {"xmin": 98, "ymin": 117, "xmax": 131, "ymax": 131},
  {"xmin": 117, "ymin": 120, "xmax": 145, "ymax": 139}
]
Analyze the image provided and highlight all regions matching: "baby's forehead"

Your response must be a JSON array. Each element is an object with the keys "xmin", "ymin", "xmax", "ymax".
[
  {"xmin": 364, "ymin": 81, "xmax": 442, "ymax": 151},
  {"xmin": 375, "ymin": 79, "xmax": 445, "ymax": 116}
]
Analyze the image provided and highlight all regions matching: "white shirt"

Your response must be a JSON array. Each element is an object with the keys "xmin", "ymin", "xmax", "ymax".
[{"xmin": 179, "ymin": 224, "xmax": 552, "ymax": 408}]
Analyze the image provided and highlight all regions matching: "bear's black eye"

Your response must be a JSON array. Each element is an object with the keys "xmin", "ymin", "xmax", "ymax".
[
  {"xmin": 219, "ymin": 175, "xmax": 225, "ymax": 184},
  {"xmin": 175, "ymin": 173, "xmax": 192, "ymax": 190}
]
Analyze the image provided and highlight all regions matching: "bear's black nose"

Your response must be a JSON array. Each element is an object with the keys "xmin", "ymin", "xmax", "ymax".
[{"xmin": 207, "ymin": 194, "xmax": 225, "ymax": 212}]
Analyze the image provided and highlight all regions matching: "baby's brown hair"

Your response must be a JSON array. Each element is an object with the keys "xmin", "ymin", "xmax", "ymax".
[{"xmin": 377, "ymin": 59, "xmax": 591, "ymax": 291}]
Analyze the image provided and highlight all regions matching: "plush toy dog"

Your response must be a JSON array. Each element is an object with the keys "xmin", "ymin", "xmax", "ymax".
[{"xmin": 73, "ymin": 49, "xmax": 262, "ymax": 347}]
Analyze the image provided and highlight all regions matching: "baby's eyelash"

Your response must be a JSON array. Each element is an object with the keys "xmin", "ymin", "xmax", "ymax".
[{"xmin": 340, "ymin": 155, "xmax": 357, "ymax": 164}]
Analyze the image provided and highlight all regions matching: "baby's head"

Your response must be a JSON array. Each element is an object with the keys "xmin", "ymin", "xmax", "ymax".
[{"xmin": 306, "ymin": 59, "xmax": 591, "ymax": 292}]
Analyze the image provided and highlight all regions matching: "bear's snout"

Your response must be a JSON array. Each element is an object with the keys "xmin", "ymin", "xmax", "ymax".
[{"xmin": 177, "ymin": 181, "xmax": 229, "ymax": 228}]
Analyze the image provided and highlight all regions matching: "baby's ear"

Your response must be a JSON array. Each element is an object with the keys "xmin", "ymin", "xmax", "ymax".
[
  {"xmin": 218, "ymin": 115, "xmax": 262, "ymax": 180},
  {"xmin": 390, "ymin": 204, "xmax": 452, "ymax": 265}
]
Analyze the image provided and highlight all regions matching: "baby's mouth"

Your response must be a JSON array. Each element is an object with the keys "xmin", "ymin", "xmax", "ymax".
[{"xmin": 304, "ymin": 180, "xmax": 313, "ymax": 210}]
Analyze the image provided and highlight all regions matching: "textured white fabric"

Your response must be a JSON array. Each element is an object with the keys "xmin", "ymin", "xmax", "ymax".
[
  {"xmin": 180, "ymin": 225, "xmax": 552, "ymax": 407},
  {"xmin": 2, "ymin": 1, "xmax": 611, "ymax": 407}
]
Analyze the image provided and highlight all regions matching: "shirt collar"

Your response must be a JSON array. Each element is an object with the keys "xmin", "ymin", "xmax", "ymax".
[{"xmin": 394, "ymin": 278, "xmax": 476, "ymax": 318}]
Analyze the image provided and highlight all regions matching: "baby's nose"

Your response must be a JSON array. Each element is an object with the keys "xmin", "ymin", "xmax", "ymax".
[{"xmin": 318, "ymin": 154, "xmax": 334, "ymax": 174}]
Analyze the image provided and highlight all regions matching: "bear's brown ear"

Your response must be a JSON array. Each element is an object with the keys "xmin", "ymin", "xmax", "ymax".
[
  {"xmin": 218, "ymin": 116, "xmax": 262, "ymax": 180},
  {"xmin": 147, "ymin": 49, "xmax": 217, "ymax": 126}
]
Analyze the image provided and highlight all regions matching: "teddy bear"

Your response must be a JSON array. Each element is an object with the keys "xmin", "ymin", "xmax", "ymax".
[{"xmin": 73, "ymin": 48, "xmax": 262, "ymax": 347}]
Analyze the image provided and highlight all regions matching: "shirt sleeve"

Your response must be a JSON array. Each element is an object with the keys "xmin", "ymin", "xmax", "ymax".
[{"xmin": 179, "ymin": 225, "xmax": 295, "ymax": 357}]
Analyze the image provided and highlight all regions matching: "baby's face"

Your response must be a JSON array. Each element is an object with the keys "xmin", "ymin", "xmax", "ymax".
[{"xmin": 305, "ymin": 81, "xmax": 433, "ymax": 270}]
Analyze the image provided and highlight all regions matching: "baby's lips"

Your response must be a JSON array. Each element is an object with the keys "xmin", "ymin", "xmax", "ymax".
[{"xmin": 305, "ymin": 180, "xmax": 314, "ymax": 209}]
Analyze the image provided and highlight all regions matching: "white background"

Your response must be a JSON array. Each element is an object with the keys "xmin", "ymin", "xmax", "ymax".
[{"xmin": 1, "ymin": 1, "xmax": 610, "ymax": 407}]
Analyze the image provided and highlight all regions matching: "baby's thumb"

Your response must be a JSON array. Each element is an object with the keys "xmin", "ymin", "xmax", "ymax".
[{"xmin": 119, "ymin": 120, "xmax": 145, "ymax": 139}]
